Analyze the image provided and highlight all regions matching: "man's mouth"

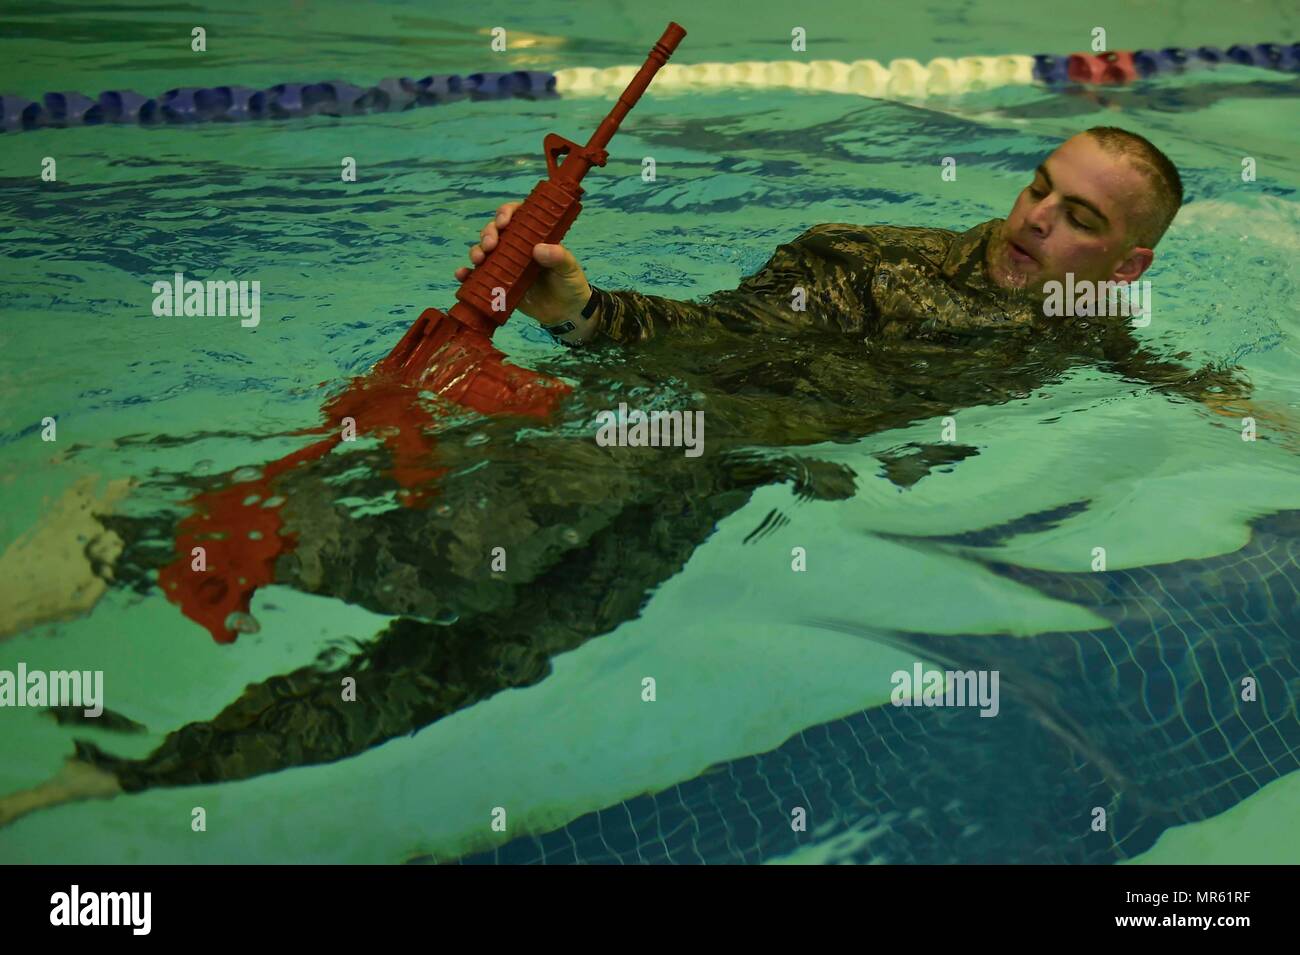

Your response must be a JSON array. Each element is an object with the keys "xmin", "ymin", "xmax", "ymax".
[{"xmin": 1007, "ymin": 237, "xmax": 1039, "ymax": 266}]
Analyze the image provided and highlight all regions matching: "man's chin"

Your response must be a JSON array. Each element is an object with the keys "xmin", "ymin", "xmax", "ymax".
[{"xmin": 989, "ymin": 248, "xmax": 1042, "ymax": 293}]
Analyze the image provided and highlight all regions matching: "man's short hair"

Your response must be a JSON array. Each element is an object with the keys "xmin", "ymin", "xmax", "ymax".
[{"xmin": 1084, "ymin": 126, "xmax": 1184, "ymax": 247}]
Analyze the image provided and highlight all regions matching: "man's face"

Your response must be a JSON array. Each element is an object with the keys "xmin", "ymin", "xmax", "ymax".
[{"xmin": 987, "ymin": 134, "xmax": 1155, "ymax": 294}]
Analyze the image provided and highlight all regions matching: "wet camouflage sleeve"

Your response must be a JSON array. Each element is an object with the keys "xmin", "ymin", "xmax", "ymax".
[
  {"xmin": 1098, "ymin": 322, "xmax": 1254, "ymax": 404},
  {"xmin": 593, "ymin": 224, "xmax": 883, "ymax": 344}
]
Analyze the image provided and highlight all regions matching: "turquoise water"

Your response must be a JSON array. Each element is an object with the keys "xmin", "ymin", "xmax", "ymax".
[{"xmin": 1, "ymin": 0, "xmax": 1299, "ymax": 863}]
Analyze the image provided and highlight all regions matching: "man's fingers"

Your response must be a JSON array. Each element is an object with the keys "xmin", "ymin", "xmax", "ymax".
[
  {"xmin": 483, "ymin": 203, "xmax": 520, "ymax": 248},
  {"xmin": 467, "ymin": 203, "xmax": 522, "ymax": 270}
]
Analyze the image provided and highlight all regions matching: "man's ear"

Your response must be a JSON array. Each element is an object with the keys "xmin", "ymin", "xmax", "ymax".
[{"xmin": 1112, "ymin": 246, "xmax": 1153, "ymax": 283}]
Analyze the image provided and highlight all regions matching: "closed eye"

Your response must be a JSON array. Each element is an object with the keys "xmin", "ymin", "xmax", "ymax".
[{"xmin": 1029, "ymin": 185, "xmax": 1093, "ymax": 230}]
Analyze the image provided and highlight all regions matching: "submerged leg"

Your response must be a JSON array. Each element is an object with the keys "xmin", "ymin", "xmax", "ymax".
[
  {"xmin": 30, "ymin": 419, "xmax": 855, "ymax": 816},
  {"xmin": 55, "ymin": 479, "xmax": 760, "ymax": 798}
]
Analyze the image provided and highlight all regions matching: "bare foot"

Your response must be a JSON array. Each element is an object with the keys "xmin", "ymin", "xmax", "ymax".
[
  {"xmin": 0, "ymin": 475, "xmax": 132, "ymax": 640},
  {"xmin": 0, "ymin": 758, "xmax": 122, "ymax": 829}
]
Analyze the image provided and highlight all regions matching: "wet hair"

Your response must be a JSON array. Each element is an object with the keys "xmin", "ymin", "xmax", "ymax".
[{"xmin": 1083, "ymin": 126, "xmax": 1184, "ymax": 247}]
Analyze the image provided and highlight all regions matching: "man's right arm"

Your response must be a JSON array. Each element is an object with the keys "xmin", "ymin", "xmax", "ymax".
[
  {"xmin": 581, "ymin": 224, "xmax": 881, "ymax": 346},
  {"xmin": 460, "ymin": 203, "xmax": 880, "ymax": 348}
]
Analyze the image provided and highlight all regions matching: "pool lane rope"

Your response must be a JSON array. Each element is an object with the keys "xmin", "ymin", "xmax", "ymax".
[{"xmin": 4, "ymin": 42, "xmax": 1297, "ymax": 132}]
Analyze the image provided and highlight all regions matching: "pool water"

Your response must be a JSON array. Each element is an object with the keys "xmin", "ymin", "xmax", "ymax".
[{"xmin": 1, "ymin": 0, "xmax": 1298, "ymax": 864}]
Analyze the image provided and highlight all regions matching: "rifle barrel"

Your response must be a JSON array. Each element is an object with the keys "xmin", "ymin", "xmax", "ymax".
[{"xmin": 586, "ymin": 22, "xmax": 686, "ymax": 154}]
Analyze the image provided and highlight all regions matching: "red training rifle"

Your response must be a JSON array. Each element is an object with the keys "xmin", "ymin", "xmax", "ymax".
[{"xmin": 158, "ymin": 22, "xmax": 688, "ymax": 642}]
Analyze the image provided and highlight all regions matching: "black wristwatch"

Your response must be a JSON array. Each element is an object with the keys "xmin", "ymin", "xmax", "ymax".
[{"xmin": 546, "ymin": 286, "xmax": 601, "ymax": 339}]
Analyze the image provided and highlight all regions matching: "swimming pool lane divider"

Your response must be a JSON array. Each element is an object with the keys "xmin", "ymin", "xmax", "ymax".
[{"xmin": 3, "ymin": 42, "xmax": 1297, "ymax": 132}]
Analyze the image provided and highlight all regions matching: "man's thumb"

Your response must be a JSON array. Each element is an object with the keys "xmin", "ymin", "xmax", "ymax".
[{"xmin": 535, "ymin": 243, "xmax": 575, "ymax": 273}]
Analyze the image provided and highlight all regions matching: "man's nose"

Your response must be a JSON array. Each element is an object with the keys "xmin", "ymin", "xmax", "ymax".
[{"xmin": 1025, "ymin": 198, "xmax": 1054, "ymax": 234}]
